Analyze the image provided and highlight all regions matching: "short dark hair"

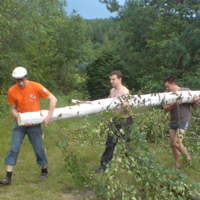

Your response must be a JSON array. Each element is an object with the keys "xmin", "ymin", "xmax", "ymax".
[
  {"xmin": 164, "ymin": 76, "xmax": 176, "ymax": 84},
  {"xmin": 110, "ymin": 70, "xmax": 122, "ymax": 78}
]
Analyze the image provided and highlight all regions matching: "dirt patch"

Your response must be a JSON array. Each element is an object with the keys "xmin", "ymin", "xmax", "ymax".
[{"xmin": 62, "ymin": 189, "xmax": 96, "ymax": 199}]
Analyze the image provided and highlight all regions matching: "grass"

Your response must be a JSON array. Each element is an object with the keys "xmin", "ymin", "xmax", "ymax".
[
  {"xmin": 0, "ymin": 96, "xmax": 200, "ymax": 199},
  {"xmin": 0, "ymin": 95, "xmax": 103, "ymax": 200},
  {"xmin": 0, "ymin": 118, "xmax": 67, "ymax": 199},
  {"xmin": 0, "ymin": 114, "xmax": 103, "ymax": 199},
  {"xmin": 149, "ymin": 142, "xmax": 200, "ymax": 190}
]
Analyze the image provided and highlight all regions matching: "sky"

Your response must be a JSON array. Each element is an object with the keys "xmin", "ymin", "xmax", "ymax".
[{"xmin": 65, "ymin": 0, "xmax": 125, "ymax": 19}]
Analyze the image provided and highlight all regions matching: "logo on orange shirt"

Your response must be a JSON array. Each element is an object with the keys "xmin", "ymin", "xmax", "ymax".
[{"xmin": 29, "ymin": 94, "xmax": 36, "ymax": 102}]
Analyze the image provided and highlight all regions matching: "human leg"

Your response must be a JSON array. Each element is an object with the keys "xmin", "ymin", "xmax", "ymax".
[
  {"xmin": 169, "ymin": 129, "xmax": 181, "ymax": 168},
  {"xmin": 27, "ymin": 125, "xmax": 47, "ymax": 166},
  {"xmin": 0, "ymin": 122, "xmax": 26, "ymax": 185},
  {"xmin": 26, "ymin": 125, "xmax": 48, "ymax": 180},
  {"xmin": 117, "ymin": 117, "xmax": 133, "ymax": 156},
  {"xmin": 99, "ymin": 117, "xmax": 133, "ymax": 169},
  {"xmin": 174, "ymin": 129, "xmax": 191, "ymax": 160},
  {"xmin": 93, "ymin": 121, "xmax": 118, "ymax": 172},
  {"xmin": 169, "ymin": 128, "xmax": 191, "ymax": 168},
  {"xmin": 5, "ymin": 122, "xmax": 26, "ymax": 165},
  {"xmin": 121, "ymin": 116, "xmax": 133, "ymax": 142},
  {"xmin": 100, "ymin": 135, "xmax": 117, "ymax": 170}
]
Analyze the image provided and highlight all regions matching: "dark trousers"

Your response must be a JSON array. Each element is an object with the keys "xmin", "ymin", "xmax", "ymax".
[{"xmin": 100, "ymin": 116, "xmax": 133, "ymax": 170}]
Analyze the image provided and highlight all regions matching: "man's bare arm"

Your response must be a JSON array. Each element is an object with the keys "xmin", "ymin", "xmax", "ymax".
[
  {"xmin": 43, "ymin": 94, "xmax": 57, "ymax": 127},
  {"xmin": 192, "ymin": 95, "xmax": 200, "ymax": 109},
  {"xmin": 121, "ymin": 89, "xmax": 132, "ymax": 112},
  {"xmin": 163, "ymin": 104, "xmax": 176, "ymax": 113},
  {"xmin": 163, "ymin": 100, "xmax": 183, "ymax": 113},
  {"xmin": 10, "ymin": 104, "xmax": 18, "ymax": 118},
  {"xmin": 108, "ymin": 88, "xmax": 114, "ymax": 98}
]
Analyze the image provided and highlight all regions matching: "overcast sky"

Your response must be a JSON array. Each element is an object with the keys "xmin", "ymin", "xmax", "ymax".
[{"xmin": 65, "ymin": 0, "xmax": 125, "ymax": 19}]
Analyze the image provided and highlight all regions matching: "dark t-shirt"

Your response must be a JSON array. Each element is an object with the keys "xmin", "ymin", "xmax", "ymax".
[{"xmin": 170, "ymin": 88, "xmax": 193, "ymax": 123}]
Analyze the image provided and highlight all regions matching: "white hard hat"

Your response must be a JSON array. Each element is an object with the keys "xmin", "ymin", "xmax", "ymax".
[{"xmin": 12, "ymin": 67, "xmax": 27, "ymax": 79}]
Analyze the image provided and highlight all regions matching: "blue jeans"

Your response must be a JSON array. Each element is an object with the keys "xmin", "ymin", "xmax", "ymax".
[{"xmin": 5, "ymin": 122, "xmax": 48, "ymax": 166}]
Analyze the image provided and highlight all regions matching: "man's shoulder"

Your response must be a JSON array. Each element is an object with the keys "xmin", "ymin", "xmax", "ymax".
[
  {"xmin": 179, "ymin": 87, "xmax": 190, "ymax": 91},
  {"xmin": 29, "ymin": 81, "xmax": 44, "ymax": 89},
  {"xmin": 30, "ymin": 81, "xmax": 50, "ymax": 95},
  {"xmin": 8, "ymin": 84, "xmax": 20, "ymax": 94},
  {"xmin": 122, "ymin": 85, "xmax": 129, "ymax": 94},
  {"xmin": 8, "ymin": 84, "xmax": 18, "ymax": 90},
  {"xmin": 110, "ymin": 88, "xmax": 115, "ymax": 92},
  {"xmin": 29, "ymin": 80, "xmax": 39, "ymax": 86}
]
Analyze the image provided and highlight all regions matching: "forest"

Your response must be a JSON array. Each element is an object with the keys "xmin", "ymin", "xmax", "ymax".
[
  {"xmin": 1, "ymin": 0, "xmax": 200, "ymax": 199},
  {"xmin": 2, "ymin": 0, "xmax": 200, "ymax": 101}
]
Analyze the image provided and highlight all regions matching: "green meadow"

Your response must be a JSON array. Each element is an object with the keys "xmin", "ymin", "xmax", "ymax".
[{"xmin": 0, "ymin": 95, "xmax": 200, "ymax": 199}]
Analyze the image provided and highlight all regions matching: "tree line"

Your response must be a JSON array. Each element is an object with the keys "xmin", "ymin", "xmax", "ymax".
[
  {"xmin": 87, "ymin": 0, "xmax": 200, "ymax": 99},
  {"xmin": 1, "ymin": 0, "xmax": 200, "ymax": 100}
]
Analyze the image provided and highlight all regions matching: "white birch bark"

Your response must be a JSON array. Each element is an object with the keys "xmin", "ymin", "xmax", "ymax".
[{"xmin": 17, "ymin": 90, "xmax": 200, "ymax": 126}]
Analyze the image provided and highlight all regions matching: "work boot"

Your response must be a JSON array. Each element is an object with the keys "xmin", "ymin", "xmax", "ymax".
[{"xmin": 0, "ymin": 177, "xmax": 11, "ymax": 185}]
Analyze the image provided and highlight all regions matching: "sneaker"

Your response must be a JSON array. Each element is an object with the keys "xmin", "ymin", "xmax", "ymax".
[
  {"xmin": 39, "ymin": 173, "xmax": 49, "ymax": 181},
  {"xmin": 0, "ymin": 177, "xmax": 11, "ymax": 185},
  {"xmin": 92, "ymin": 168, "xmax": 105, "ymax": 173}
]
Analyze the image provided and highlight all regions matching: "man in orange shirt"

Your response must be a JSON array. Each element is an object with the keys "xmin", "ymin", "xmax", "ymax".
[{"xmin": 0, "ymin": 67, "xmax": 57, "ymax": 185}]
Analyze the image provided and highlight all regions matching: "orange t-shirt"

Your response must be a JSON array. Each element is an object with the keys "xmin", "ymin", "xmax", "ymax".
[{"xmin": 7, "ymin": 81, "xmax": 51, "ymax": 113}]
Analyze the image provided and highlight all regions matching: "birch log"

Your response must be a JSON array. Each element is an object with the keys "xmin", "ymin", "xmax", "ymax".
[{"xmin": 17, "ymin": 90, "xmax": 200, "ymax": 126}]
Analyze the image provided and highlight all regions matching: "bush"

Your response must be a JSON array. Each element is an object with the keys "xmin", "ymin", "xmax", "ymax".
[
  {"xmin": 86, "ymin": 50, "xmax": 133, "ymax": 100},
  {"xmin": 133, "ymin": 108, "xmax": 169, "ymax": 143},
  {"xmin": 0, "ymin": 95, "xmax": 9, "ymax": 117}
]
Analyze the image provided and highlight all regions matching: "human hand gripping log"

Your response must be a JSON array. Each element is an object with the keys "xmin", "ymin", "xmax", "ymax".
[{"xmin": 17, "ymin": 90, "xmax": 200, "ymax": 126}]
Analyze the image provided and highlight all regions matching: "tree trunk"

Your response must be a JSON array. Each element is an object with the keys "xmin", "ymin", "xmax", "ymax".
[{"xmin": 17, "ymin": 90, "xmax": 200, "ymax": 126}]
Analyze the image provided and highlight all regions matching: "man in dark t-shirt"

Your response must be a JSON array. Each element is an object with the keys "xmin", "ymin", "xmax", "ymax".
[{"xmin": 163, "ymin": 76, "xmax": 199, "ymax": 169}]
